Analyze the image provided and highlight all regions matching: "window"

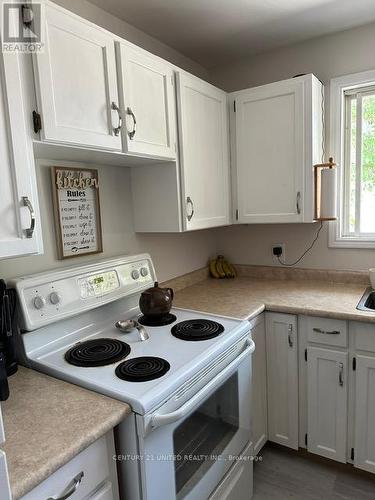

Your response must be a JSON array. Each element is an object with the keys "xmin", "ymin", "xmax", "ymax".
[{"xmin": 330, "ymin": 70, "xmax": 375, "ymax": 248}]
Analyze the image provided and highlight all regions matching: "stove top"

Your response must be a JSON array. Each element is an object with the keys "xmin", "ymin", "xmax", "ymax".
[
  {"xmin": 171, "ymin": 319, "xmax": 224, "ymax": 341},
  {"xmin": 22, "ymin": 306, "xmax": 249, "ymax": 414},
  {"xmin": 13, "ymin": 254, "xmax": 251, "ymax": 415}
]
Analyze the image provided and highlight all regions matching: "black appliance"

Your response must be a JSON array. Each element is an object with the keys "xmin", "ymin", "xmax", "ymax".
[{"xmin": 0, "ymin": 279, "xmax": 18, "ymax": 401}]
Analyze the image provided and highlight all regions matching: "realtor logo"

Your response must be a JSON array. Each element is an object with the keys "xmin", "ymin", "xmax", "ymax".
[{"xmin": 2, "ymin": 2, "xmax": 44, "ymax": 52}]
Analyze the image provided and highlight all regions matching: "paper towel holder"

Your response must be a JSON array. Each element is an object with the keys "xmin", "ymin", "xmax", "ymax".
[{"xmin": 314, "ymin": 157, "xmax": 337, "ymax": 221}]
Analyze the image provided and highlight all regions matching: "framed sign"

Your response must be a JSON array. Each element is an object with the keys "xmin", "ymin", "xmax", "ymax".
[{"xmin": 51, "ymin": 166, "xmax": 103, "ymax": 259}]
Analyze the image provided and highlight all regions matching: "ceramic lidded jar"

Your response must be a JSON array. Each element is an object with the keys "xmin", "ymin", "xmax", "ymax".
[{"xmin": 139, "ymin": 282, "xmax": 174, "ymax": 319}]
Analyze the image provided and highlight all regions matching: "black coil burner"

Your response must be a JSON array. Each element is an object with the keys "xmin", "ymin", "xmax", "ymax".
[
  {"xmin": 65, "ymin": 338, "xmax": 130, "ymax": 367},
  {"xmin": 171, "ymin": 319, "xmax": 224, "ymax": 341},
  {"xmin": 138, "ymin": 313, "xmax": 177, "ymax": 327},
  {"xmin": 115, "ymin": 356, "xmax": 170, "ymax": 382}
]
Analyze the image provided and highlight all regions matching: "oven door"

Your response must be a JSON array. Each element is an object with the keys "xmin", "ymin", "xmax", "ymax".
[{"xmin": 138, "ymin": 337, "xmax": 253, "ymax": 500}]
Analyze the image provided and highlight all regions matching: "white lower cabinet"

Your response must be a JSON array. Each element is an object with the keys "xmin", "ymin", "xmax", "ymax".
[
  {"xmin": 307, "ymin": 347, "xmax": 348, "ymax": 462},
  {"xmin": 21, "ymin": 433, "xmax": 119, "ymax": 500},
  {"xmin": 354, "ymin": 355, "xmax": 375, "ymax": 473},
  {"xmin": 251, "ymin": 316, "xmax": 267, "ymax": 455},
  {"xmin": 265, "ymin": 313, "xmax": 299, "ymax": 450}
]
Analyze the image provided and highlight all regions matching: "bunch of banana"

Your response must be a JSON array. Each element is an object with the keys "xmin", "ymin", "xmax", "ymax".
[{"xmin": 209, "ymin": 255, "xmax": 237, "ymax": 279}]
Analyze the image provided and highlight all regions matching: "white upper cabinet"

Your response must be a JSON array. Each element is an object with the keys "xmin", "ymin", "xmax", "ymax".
[
  {"xmin": 33, "ymin": 3, "xmax": 121, "ymax": 150},
  {"xmin": 177, "ymin": 73, "xmax": 230, "ymax": 230},
  {"xmin": 231, "ymin": 74, "xmax": 323, "ymax": 224},
  {"xmin": 0, "ymin": 43, "xmax": 42, "ymax": 259},
  {"xmin": 116, "ymin": 42, "xmax": 176, "ymax": 159}
]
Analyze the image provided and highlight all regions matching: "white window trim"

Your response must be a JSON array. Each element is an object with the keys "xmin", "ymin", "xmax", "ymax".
[{"xmin": 329, "ymin": 68, "xmax": 375, "ymax": 248}]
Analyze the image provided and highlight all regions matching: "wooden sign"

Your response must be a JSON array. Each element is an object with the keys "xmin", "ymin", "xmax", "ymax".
[{"xmin": 51, "ymin": 167, "xmax": 103, "ymax": 259}]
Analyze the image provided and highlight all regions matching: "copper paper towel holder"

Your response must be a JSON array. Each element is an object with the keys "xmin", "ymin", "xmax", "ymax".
[{"xmin": 314, "ymin": 157, "xmax": 337, "ymax": 221}]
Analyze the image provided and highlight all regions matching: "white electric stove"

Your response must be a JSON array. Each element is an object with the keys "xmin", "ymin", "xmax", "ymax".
[{"xmin": 11, "ymin": 254, "xmax": 255, "ymax": 500}]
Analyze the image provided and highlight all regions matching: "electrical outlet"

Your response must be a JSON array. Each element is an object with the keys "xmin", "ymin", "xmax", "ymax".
[{"xmin": 272, "ymin": 244, "xmax": 286, "ymax": 263}]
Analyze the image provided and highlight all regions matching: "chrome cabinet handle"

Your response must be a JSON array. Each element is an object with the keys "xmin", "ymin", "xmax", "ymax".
[
  {"xmin": 296, "ymin": 191, "xmax": 301, "ymax": 214},
  {"xmin": 111, "ymin": 102, "xmax": 122, "ymax": 136},
  {"xmin": 313, "ymin": 328, "xmax": 340, "ymax": 335},
  {"xmin": 47, "ymin": 471, "xmax": 84, "ymax": 500},
  {"xmin": 22, "ymin": 196, "xmax": 35, "ymax": 238},
  {"xmin": 186, "ymin": 196, "xmax": 194, "ymax": 221},
  {"xmin": 126, "ymin": 107, "xmax": 137, "ymax": 139},
  {"xmin": 338, "ymin": 362, "xmax": 344, "ymax": 386},
  {"xmin": 288, "ymin": 324, "xmax": 293, "ymax": 348}
]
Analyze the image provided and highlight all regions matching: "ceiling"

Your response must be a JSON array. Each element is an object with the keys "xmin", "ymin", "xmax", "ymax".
[{"xmin": 87, "ymin": 0, "xmax": 375, "ymax": 68}]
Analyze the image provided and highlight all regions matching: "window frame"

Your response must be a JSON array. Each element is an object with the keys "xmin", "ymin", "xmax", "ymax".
[{"xmin": 329, "ymin": 69, "xmax": 375, "ymax": 248}]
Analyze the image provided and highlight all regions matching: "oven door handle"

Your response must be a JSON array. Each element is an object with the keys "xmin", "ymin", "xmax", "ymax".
[{"xmin": 150, "ymin": 338, "xmax": 254, "ymax": 430}]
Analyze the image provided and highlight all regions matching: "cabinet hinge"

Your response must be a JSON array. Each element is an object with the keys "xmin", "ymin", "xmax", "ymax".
[
  {"xmin": 32, "ymin": 111, "xmax": 42, "ymax": 133},
  {"xmin": 235, "ymin": 209, "xmax": 239, "ymax": 221},
  {"xmin": 351, "ymin": 448, "xmax": 355, "ymax": 461},
  {"xmin": 305, "ymin": 433, "xmax": 308, "ymax": 446},
  {"xmin": 233, "ymin": 100, "xmax": 236, "ymax": 112},
  {"xmin": 352, "ymin": 357, "xmax": 356, "ymax": 371},
  {"xmin": 304, "ymin": 348, "xmax": 307, "ymax": 362}
]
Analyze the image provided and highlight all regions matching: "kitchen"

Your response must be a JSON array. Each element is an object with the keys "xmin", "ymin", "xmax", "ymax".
[{"xmin": 1, "ymin": 0, "xmax": 375, "ymax": 498}]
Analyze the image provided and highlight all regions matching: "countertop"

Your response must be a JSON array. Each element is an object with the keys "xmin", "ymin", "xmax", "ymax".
[
  {"xmin": 1, "ymin": 367, "xmax": 131, "ymax": 499},
  {"xmin": 173, "ymin": 276, "xmax": 373, "ymax": 323}
]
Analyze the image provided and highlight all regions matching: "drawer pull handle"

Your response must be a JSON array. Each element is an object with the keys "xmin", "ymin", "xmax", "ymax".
[
  {"xmin": 338, "ymin": 362, "xmax": 344, "ymax": 386},
  {"xmin": 288, "ymin": 324, "xmax": 293, "ymax": 348},
  {"xmin": 47, "ymin": 471, "xmax": 84, "ymax": 500},
  {"xmin": 22, "ymin": 196, "xmax": 35, "ymax": 238},
  {"xmin": 186, "ymin": 196, "xmax": 194, "ymax": 221},
  {"xmin": 313, "ymin": 328, "xmax": 340, "ymax": 335}
]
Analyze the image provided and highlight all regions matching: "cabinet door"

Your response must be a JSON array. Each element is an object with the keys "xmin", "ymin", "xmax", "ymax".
[
  {"xmin": 117, "ymin": 43, "xmax": 176, "ymax": 159},
  {"xmin": 307, "ymin": 347, "xmax": 348, "ymax": 463},
  {"xmin": 251, "ymin": 318, "xmax": 267, "ymax": 455},
  {"xmin": 266, "ymin": 313, "xmax": 298, "ymax": 450},
  {"xmin": 354, "ymin": 355, "xmax": 375, "ymax": 473},
  {"xmin": 34, "ymin": 3, "xmax": 121, "ymax": 150},
  {"xmin": 0, "ymin": 45, "xmax": 42, "ymax": 258},
  {"xmin": 0, "ymin": 403, "xmax": 4, "ymax": 445},
  {"xmin": 177, "ymin": 73, "xmax": 230, "ymax": 230},
  {"xmin": 232, "ymin": 75, "xmax": 320, "ymax": 223}
]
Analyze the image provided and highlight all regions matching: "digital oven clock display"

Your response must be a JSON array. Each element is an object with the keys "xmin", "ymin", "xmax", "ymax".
[{"xmin": 79, "ymin": 271, "xmax": 120, "ymax": 298}]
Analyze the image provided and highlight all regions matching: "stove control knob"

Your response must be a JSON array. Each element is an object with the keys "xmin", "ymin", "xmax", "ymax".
[
  {"xmin": 140, "ymin": 267, "xmax": 149, "ymax": 277},
  {"xmin": 131, "ymin": 269, "xmax": 140, "ymax": 280},
  {"xmin": 49, "ymin": 292, "xmax": 61, "ymax": 305},
  {"xmin": 33, "ymin": 295, "xmax": 46, "ymax": 310}
]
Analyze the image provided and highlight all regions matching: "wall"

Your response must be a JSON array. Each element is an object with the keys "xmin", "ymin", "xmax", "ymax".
[
  {"xmin": 0, "ymin": 0, "xmax": 215, "ymax": 282},
  {"xmin": 0, "ymin": 160, "xmax": 216, "ymax": 281},
  {"xmin": 211, "ymin": 22, "xmax": 375, "ymax": 272}
]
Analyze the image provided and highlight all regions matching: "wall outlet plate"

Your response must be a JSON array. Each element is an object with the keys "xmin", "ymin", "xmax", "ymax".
[{"xmin": 272, "ymin": 243, "xmax": 286, "ymax": 263}]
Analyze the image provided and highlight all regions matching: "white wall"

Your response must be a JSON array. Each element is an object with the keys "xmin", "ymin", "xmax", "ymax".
[
  {"xmin": 211, "ymin": 22, "xmax": 375, "ymax": 272},
  {"xmin": 0, "ymin": 160, "xmax": 216, "ymax": 281}
]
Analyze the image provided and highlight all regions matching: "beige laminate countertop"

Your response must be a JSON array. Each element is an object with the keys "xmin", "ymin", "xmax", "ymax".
[
  {"xmin": 173, "ymin": 277, "xmax": 373, "ymax": 323},
  {"xmin": 1, "ymin": 367, "xmax": 131, "ymax": 499}
]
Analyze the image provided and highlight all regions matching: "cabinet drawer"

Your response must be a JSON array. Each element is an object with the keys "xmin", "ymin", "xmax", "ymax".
[
  {"xmin": 305, "ymin": 316, "xmax": 348, "ymax": 347},
  {"xmin": 351, "ymin": 321, "xmax": 375, "ymax": 352},
  {"xmin": 21, "ymin": 434, "xmax": 115, "ymax": 500}
]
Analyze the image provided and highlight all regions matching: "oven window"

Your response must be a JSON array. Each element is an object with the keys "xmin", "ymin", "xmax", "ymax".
[{"xmin": 173, "ymin": 373, "xmax": 239, "ymax": 498}]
